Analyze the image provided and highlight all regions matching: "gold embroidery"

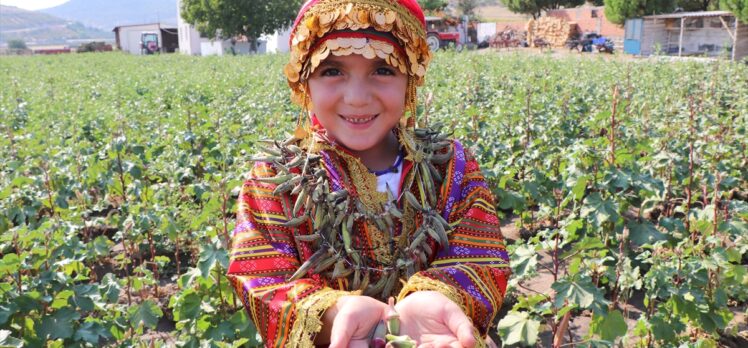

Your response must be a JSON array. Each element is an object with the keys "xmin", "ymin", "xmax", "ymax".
[{"xmin": 289, "ymin": 288, "xmax": 359, "ymax": 347}]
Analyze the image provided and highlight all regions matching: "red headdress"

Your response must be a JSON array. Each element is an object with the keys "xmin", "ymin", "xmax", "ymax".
[{"xmin": 284, "ymin": 0, "xmax": 432, "ymax": 110}]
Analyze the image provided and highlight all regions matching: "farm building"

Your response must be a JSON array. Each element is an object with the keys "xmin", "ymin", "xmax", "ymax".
[
  {"xmin": 624, "ymin": 11, "xmax": 747, "ymax": 61},
  {"xmin": 112, "ymin": 23, "xmax": 179, "ymax": 55},
  {"xmin": 547, "ymin": 6, "xmax": 624, "ymax": 40}
]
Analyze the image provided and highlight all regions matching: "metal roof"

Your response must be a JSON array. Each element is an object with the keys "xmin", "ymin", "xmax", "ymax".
[{"xmin": 644, "ymin": 10, "xmax": 734, "ymax": 19}]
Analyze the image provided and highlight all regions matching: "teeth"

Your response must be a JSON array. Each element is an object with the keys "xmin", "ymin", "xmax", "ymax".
[{"xmin": 342, "ymin": 115, "xmax": 376, "ymax": 124}]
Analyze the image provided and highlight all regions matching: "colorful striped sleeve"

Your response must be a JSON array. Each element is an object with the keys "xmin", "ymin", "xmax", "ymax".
[
  {"xmin": 226, "ymin": 163, "xmax": 351, "ymax": 347},
  {"xmin": 398, "ymin": 141, "xmax": 511, "ymax": 336}
]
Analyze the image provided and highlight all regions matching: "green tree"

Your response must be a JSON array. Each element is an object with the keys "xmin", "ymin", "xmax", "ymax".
[
  {"xmin": 418, "ymin": 0, "xmax": 449, "ymax": 13},
  {"xmin": 604, "ymin": 0, "xmax": 676, "ymax": 24},
  {"xmin": 8, "ymin": 39, "xmax": 27, "ymax": 50},
  {"xmin": 677, "ymin": 0, "xmax": 719, "ymax": 10},
  {"xmin": 501, "ymin": 0, "xmax": 586, "ymax": 19},
  {"xmin": 720, "ymin": 0, "xmax": 748, "ymax": 23},
  {"xmin": 181, "ymin": 0, "xmax": 302, "ymax": 50}
]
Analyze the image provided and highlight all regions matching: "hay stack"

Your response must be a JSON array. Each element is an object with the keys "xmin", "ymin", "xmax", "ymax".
[{"xmin": 526, "ymin": 17, "xmax": 577, "ymax": 48}]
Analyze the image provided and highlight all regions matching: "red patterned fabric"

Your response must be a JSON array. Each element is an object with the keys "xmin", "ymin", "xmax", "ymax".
[{"xmin": 227, "ymin": 139, "xmax": 510, "ymax": 346}]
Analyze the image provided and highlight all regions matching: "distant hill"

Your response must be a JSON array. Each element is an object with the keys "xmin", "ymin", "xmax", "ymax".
[
  {"xmin": 41, "ymin": 0, "xmax": 178, "ymax": 30},
  {"xmin": 0, "ymin": 5, "xmax": 112, "ymax": 45}
]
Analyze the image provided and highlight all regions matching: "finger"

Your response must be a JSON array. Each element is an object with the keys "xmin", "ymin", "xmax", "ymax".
[
  {"xmin": 328, "ymin": 311, "xmax": 355, "ymax": 348},
  {"xmin": 443, "ymin": 302, "xmax": 476, "ymax": 348}
]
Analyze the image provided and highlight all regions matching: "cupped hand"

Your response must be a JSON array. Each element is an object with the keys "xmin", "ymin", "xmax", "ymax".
[
  {"xmin": 326, "ymin": 295, "xmax": 387, "ymax": 348},
  {"xmin": 395, "ymin": 291, "xmax": 477, "ymax": 348}
]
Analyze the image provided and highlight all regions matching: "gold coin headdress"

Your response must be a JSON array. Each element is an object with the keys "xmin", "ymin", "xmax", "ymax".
[{"xmin": 284, "ymin": 0, "xmax": 432, "ymax": 127}]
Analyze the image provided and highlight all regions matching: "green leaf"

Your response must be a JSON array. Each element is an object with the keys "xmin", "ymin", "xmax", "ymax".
[
  {"xmin": 173, "ymin": 290, "xmax": 202, "ymax": 321},
  {"xmin": 0, "ymin": 254, "xmax": 20, "ymax": 274},
  {"xmin": 497, "ymin": 311, "xmax": 540, "ymax": 346},
  {"xmin": 0, "ymin": 303, "xmax": 18, "ymax": 326},
  {"xmin": 590, "ymin": 310, "xmax": 627, "ymax": 342},
  {"xmin": 551, "ymin": 275, "xmax": 608, "ymax": 311},
  {"xmin": 497, "ymin": 189, "xmax": 525, "ymax": 211},
  {"xmin": 74, "ymin": 321, "xmax": 111, "ymax": 343},
  {"xmin": 581, "ymin": 192, "xmax": 620, "ymax": 226},
  {"xmin": 627, "ymin": 220, "xmax": 667, "ymax": 246},
  {"xmin": 198, "ymin": 241, "xmax": 229, "ymax": 278},
  {"xmin": 99, "ymin": 273, "xmax": 121, "ymax": 303},
  {"xmin": 571, "ymin": 175, "xmax": 589, "ymax": 200},
  {"xmin": 510, "ymin": 245, "xmax": 538, "ymax": 278},
  {"xmin": 37, "ymin": 307, "xmax": 79, "ymax": 340},
  {"xmin": 128, "ymin": 300, "xmax": 163, "ymax": 330}
]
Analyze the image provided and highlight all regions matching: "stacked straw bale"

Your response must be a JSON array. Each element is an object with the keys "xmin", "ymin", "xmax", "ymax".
[{"xmin": 526, "ymin": 16, "xmax": 578, "ymax": 48}]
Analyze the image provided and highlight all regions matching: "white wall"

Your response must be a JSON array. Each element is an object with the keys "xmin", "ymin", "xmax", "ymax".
[
  {"xmin": 177, "ymin": 0, "xmax": 201, "ymax": 55},
  {"xmin": 477, "ymin": 22, "xmax": 496, "ymax": 43},
  {"xmin": 262, "ymin": 26, "xmax": 292, "ymax": 53},
  {"xmin": 118, "ymin": 25, "xmax": 162, "ymax": 55}
]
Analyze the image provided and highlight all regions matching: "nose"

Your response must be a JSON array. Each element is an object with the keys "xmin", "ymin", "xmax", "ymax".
[{"xmin": 342, "ymin": 76, "xmax": 372, "ymax": 107}]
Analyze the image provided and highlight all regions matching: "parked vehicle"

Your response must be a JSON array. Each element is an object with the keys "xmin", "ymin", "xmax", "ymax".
[
  {"xmin": 425, "ymin": 16, "xmax": 460, "ymax": 51},
  {"xmin": 566, "ymin": 33, "xmax": 614, "ymax": 54},
  {"xmin": 141, "ymin": 32, "xmax": 160, "ymax": 55}
]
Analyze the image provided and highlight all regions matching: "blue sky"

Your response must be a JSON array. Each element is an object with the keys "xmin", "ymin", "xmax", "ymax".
[{"xmin": 0, "ymin": 0, "xmax": 69, "ymax": 10}]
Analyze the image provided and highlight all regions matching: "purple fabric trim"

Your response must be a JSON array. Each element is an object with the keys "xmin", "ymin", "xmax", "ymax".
[
  {"xmin": 434, "ymin": 244, "xmax": 510, "ymax": 262},
  {"xmin": 450, "ymin": 268, "xmax": 494, "ymax": 317},
  {"xmin": 233, "ymin": 220, "xmax": 256, "ymax": 236},
  {"xmin": 247, "ymin": 276, "xmax": 286, "ymax": 288},
  {"xmin": 443, "ymin": 141, "xmax": 466, "ymax": 221},
  {"xmin": 270, "ymin": 242, "xmax": 298, "ymax": 257},
  {"xmin": 461, "ymin": 181, "xmax": 488, "ymax": 200},
  {"xmin": 321, "ymin": 150, "xmax": 343, "ymax": 192}
]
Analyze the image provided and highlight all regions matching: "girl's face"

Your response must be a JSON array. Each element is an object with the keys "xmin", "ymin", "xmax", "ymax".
[{"xmin": 307, "ymin": 53, "xmax": 407, "ymax": 155}]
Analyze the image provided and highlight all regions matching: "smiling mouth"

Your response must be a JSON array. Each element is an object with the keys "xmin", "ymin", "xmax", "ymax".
[{"xmin": 340, "ymin": 114, "xmax": 378, "ymax": 124}]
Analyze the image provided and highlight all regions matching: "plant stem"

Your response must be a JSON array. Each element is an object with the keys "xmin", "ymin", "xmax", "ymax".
[
  {"xmin": 609, "ymin": 85, "xmax": 619, "ymax": 167},
  {"xmin": 686, "ymin": 97, "xmax": 696, "ymax": 240}
]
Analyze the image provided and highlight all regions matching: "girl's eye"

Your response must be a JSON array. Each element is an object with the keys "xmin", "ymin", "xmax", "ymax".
[
  {"xmin": 320, "ymin": 68, "xmax": 342, "ymax": 76},
  {"xmin": 375, "ymin": 67, "xmax": 396, "ymax": 76}
]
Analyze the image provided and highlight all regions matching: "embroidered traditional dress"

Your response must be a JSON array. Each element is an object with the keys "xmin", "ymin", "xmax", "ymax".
[
  {"xmin": 227, "ymin": 1, "xmax": 510, "ymax": 346},
  {"xmin": 227, "ymin": 134, "xmax": 510, "ymax": 347}
]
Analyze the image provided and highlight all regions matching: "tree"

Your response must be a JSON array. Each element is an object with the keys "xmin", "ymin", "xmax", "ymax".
[
  {"xmin": 418, "ymin": 0, "xmax": 449, "ymax": 13},
  {"xmin": 501, "ymin": 0, "xmax": 586, "ymax": 19},
  {"xmin": 604, "ymin": 0, "xmax": 677, "ymax": 25},
  {"xmin": 676, "ymin": 0, "xmax": 719, "ymax": 11},
  {"xmin": 8, "ymin": 40, "xmax": 27, "ymax": 50},
  {"xmin": 181, "ymin": 0, "xmax": 302, "ymax": 50},
  {"xmin": 720, "ymin": 0, "xmax": 748, "ymax": 23}
]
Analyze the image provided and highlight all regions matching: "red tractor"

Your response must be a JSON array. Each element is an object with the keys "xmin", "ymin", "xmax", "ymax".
[{"xmin": 425, "ymin": 16, "xmax": 461, "ymax": 51}]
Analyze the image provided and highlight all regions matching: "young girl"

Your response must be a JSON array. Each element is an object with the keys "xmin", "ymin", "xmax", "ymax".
[{"xmin": 227, "ymin": 1, "xmax": 510, "ymax": 346}]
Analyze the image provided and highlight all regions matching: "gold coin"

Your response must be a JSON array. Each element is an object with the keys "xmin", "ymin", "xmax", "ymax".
[
  {"xmin": 284, "ymin": 64, "xmax": 299, "ymax": 82},
  {"xmin": 351, "ymin": 38, "xmax": 366, "ymax": 49},
  {"xmin": 362, "ymin": 45, "xmax": 376, "ymax": 59},
  {"xmin": 326, "ymin": 39, "xmax": 340, "ymax": 50},
  {"xmin": 375, "ymin": 49, "xmax": 388, "ymax": 59},
  {"xmin": 374, "ymin": 12, "xmax": 386, "ymax": 26},
  {"xmin": 385, "ymin": 10, "xmax": 396, "ymax": 25}
]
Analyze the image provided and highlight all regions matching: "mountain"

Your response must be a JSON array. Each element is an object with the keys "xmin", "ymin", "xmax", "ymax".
[
  {"xmin": 41, "ymin": 0, "xmax": 178, "ymax": 30},
  {"xmin": 0, "ymin": 5, "xmax": 112, "ymax": 45}
]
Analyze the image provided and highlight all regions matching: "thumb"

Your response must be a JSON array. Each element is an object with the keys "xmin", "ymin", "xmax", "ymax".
[
  {"xmin": 328, "ymin": 311, "xmax": 355, "ymax": 348},
  {"xmin": 444, "ymin": 302, "xmax": 477, "ymax": 348}
]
